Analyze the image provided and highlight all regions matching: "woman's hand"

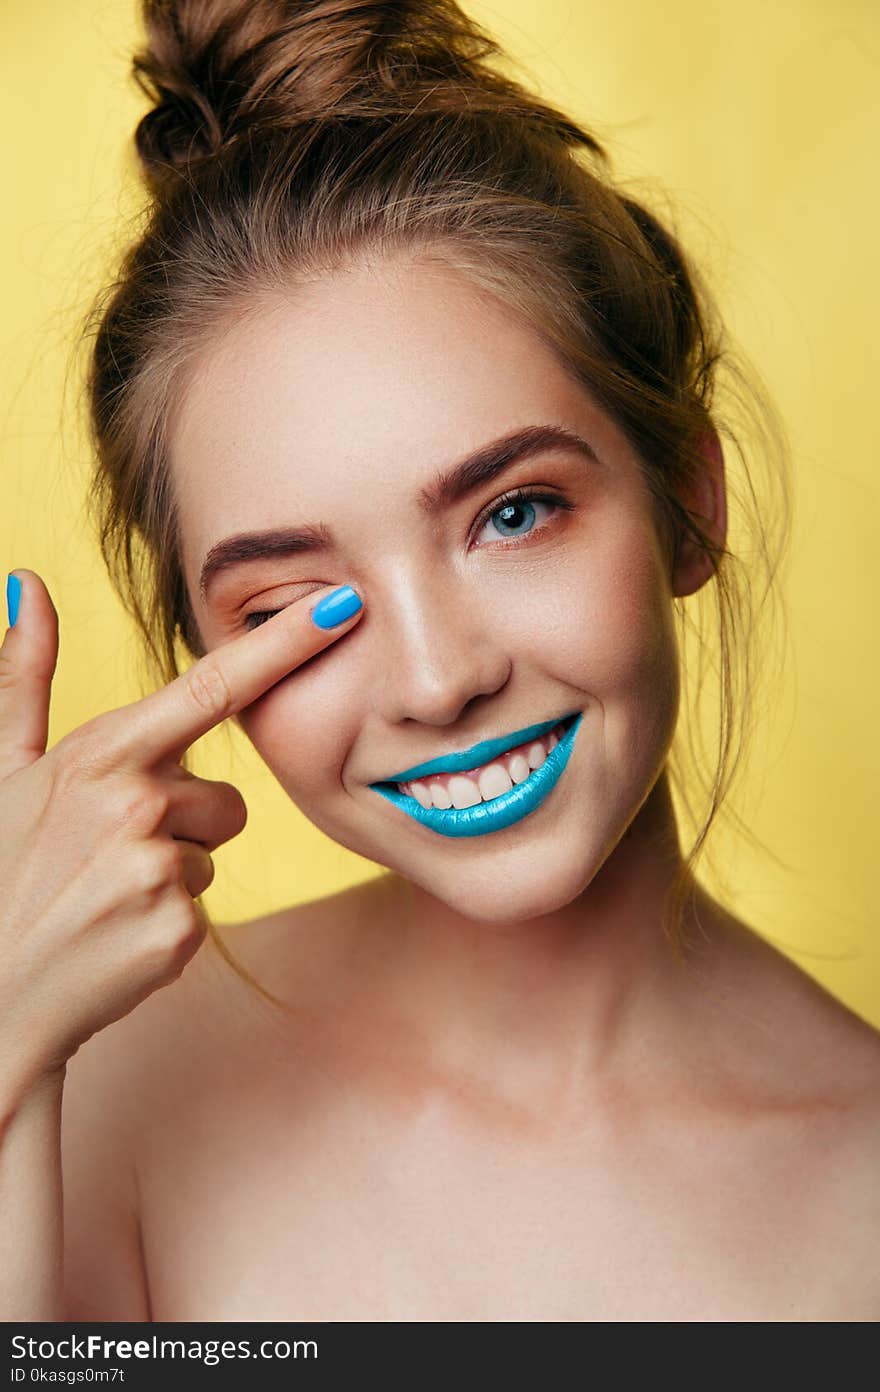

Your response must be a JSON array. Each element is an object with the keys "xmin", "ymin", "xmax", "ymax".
[{"xmin": 0, "ymin": 570, "xmax": 363, "ymax": 1102}]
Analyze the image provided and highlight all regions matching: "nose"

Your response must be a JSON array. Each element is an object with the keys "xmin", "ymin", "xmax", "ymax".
[{"xmin": 369, "ymin": 566, "xmax": 512, "ymax": 728}]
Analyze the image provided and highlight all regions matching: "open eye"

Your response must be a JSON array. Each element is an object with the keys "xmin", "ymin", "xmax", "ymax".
[
  {"xmin": 472, "ymin": 487, "xmax": 573, "ymax": 547},
  {"xmin": 241, "ymin": 488, "xmax": 573, "ymax": 629}
]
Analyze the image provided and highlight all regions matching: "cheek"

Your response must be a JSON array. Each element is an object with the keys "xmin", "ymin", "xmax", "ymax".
[
  {"xmin": 579, "ymin": 535, "xmax": 680, "ymax": 768},
  {"xmin": 488, "ymin": 526, "xmax": 677, "ymax": 700},
  {"xmin": 235, "ymin": 658, "xmax": 365, "ymax": 796},
  {"xmin": 509, "ymin": 527, "xmax": 681, "ymax": 783},
  {"xmin": 234, "ymin": 519, "xmax": 679, "ymax": 799}
]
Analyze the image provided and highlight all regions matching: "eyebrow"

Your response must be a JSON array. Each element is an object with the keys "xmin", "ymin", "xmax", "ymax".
[{"xmin": 198, "ymin": 423, "xmax": 601, "ymax": 602}]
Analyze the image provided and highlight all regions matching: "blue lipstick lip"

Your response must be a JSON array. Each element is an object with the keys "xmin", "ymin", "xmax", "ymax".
[
  {"xmin": 374, "ymin": 711, "xmax": 579, "ymax": 786},
  {"xmin": 369, "ymin": 711, "xmax": 583, "ymax": 839}
]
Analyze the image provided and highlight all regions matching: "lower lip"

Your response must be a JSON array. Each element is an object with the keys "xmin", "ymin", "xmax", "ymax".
[{"xmin": 369, "ymin": 712, "xmax": 583, "ymax": 839}]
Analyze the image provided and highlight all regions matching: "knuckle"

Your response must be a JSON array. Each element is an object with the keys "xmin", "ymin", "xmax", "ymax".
[
  {"xmin": 129, "ymin": 841, "xmax": 180, "ymax": 897},
  {"xmin": 111, "ymin": 779, "xmax": 169, "ymax": 834},
  {"xmin": 0, "ymin": 648, "xmax": 16, "ymax": 693},
  {"xmin": 184, "ymin": 661, "xmax": 233, "ymax": 722},
  {"xmin": 53, "ymin": 725, "xmax": 107, "ymax": 782},
  {"xmin": 158, "ymin": 901, "xmax": 206, "ymax": 973}
]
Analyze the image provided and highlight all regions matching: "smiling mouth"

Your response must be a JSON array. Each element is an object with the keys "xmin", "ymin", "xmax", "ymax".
[{"xmin": 370, "ymin": 712, "xmax": 579, "ymax": 808}]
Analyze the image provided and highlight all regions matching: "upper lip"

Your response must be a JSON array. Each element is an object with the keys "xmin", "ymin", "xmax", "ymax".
[{"xmin": 372, "ymin": 713, "xmax": 577, "ymax": 785}]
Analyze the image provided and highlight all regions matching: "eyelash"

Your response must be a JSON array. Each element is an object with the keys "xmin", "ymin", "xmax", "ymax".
[
  {"xmin": 471, "ymin": 485, "xmax": 573, "ymax": 547},
  {"xmin": 242, "ymin": 486, "xmax": 574, "ymax": 630}
]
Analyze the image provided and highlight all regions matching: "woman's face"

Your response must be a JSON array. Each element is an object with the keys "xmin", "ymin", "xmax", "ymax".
[{"xmin": 169, "ymin": 254, "xmax": 685, "ymax": 924}]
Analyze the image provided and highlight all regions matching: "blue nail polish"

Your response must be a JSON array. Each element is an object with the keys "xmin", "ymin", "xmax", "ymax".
[
  {"xmin": 6, "ymin": 574, "xmax": 21, "ymax": 627},
  {"xmin": 310, "ymin": 585, "xmax": 363, "ymax": 629}
]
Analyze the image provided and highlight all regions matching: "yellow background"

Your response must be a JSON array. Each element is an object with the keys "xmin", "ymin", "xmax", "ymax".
[{"xmin": 1, "ymin": 2, "xmax": 877, "ymax": 1025}]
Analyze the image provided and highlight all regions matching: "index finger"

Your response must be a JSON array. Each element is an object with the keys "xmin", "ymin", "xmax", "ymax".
[{"xmin": 97, "ymin": 583, "xmax": 364, "ymax": 770}]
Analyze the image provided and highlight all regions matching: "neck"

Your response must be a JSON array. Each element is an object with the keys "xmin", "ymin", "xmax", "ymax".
[{"xmin": 361, "ymin": 770, "xmax": 725, "ymax": 1119}]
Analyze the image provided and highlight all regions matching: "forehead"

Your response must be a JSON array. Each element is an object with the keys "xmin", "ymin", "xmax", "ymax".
[{"xmin": 168, "ymin": 254, "xmax": 633, "ymax": 564}]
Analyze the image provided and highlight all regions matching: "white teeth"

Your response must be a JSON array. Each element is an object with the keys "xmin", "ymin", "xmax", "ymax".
[
  {"xmin": 508, "ymin": 752, "xmax": 531, "ymax": 784},
  {"xmin": 447, "ymin": 774, "xmax": 482, "ymax": 809},
  {"xmin": 396, "ymin": 719, "xmax": 572, "ymax": 808},
  {"xmin": 427, "ymin": 779, "xmax": 453, "ymax": 809},
  {"xmin": 526, "ymin": 741, "xmax": 548, "ymax": 770},
  {"xmin": 477, "ymin": 762, "xmax": 514, "ymax": 801},
  {"xmin": 409, "ymin": 782, "xmax": 433, "ymax": 810}
]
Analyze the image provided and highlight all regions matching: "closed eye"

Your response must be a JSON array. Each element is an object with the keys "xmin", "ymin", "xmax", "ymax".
[{"xmin": 242, "ymin": 487, "xmax": 575, "ymax": 630}]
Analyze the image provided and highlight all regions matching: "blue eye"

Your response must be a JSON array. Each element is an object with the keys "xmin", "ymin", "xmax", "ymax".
[
  {"xmin": 243, "ymin": 489, "xmax": 572, "ymax": 627},
  {"xmin": 474, "ymin": 488, "xmax": 571, "ymax": 547}
]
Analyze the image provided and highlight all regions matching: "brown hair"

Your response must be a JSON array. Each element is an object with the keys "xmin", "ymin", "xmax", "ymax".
[{"xmin": 80, "ymin": 0, "xmax": 791, "ymax": 1001}]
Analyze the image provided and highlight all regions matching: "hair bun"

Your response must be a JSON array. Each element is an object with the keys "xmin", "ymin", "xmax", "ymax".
[{"xmin": 132, "ymin": 0, "xmax": 570, "ymax": 199}]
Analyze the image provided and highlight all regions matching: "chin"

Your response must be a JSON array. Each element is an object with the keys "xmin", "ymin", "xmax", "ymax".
[
  {"xmin": 296, "ymin": 779, "xmax": 636, "ymax": 928},
  {"xmin": 430, "ymin": 879, "xmax": 586, "ymax": 928},
  {"xmin": 380, "ymin": 828, "xmax": 605, "ymax": 928}
]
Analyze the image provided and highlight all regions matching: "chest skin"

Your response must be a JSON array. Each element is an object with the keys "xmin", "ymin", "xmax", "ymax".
[
  {"xmin": 117, "ymin": 881, "xmax": 880, "ymax": 1324},
  {"xmin": 136, "ymin": 1032, "xmax": 878, "ymax": 1322}
]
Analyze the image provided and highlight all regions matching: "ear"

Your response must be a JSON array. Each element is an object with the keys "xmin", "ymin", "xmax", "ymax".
[{"xmin": 670, "ymin": 427, "xmax": 728, "ymax": 599}]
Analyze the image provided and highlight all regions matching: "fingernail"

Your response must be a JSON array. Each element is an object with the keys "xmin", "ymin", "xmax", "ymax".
[
  {"xmin": 6, "ymin": 573, "xmax": 21, "ymax": 628},
  {"xmin": 310, "ymin": 584, "xmax": 363, "ymax": 629}
]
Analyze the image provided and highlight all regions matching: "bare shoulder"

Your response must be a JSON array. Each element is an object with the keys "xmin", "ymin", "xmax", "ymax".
[
  {"xmin": 61, "ymin": 874, "xmax": 378, "ymax": 1169},
  {"xmin": 59, "ymin": 890, "xmax": 355, "ymax": 1320},
  {"xmin": 69, "ymin": 875, "xmax": 391, "ymax": 1109},
  {"xmin": 699, "ymin": 907, "xmax": 880, "ymax": 1100},
  {"xmin": 690, "ymin": 902, "xmax": 880, "ymax": 1203},
  {"xmin": 670, "ymin": 901, "xmax": 880, "ymax": 1312}
]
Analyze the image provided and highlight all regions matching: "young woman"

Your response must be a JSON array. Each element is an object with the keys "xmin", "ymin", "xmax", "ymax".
[{"xmin": 2, "ymin": 0, "xmax": 877, "ymax": 1322}]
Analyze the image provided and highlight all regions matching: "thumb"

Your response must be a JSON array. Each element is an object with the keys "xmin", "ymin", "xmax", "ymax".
[{"xmin": 0, "ymin": 570, "xmax": 60, "ymax": 779}]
